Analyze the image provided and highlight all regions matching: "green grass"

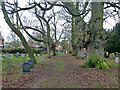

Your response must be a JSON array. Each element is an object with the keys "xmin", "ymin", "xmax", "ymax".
[
  {"xmin": 35, "ymin": 56, "xmax": 47, "ymax": 66},
  {"xmin": 42, "ymin": 54, "xmax": 48, "ymax": 56},
  {"xmin": 54, "ymin": 59, "xmax": 65, "ymax": 73},
  {"xmin": 57, "ymin": 52, "xmax": 67, "ymax": 56},
  {"xmin": 106, "ymin": 58, "xmax": 118, "ymax": 67}
]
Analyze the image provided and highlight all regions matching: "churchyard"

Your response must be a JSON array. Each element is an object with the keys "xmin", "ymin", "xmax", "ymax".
[
  {"xmin": 0, "ymin": 51, "xmax": 119, "ymax": 88},
  {"xmin": 0, "ymin": 0, "xmax": 120, "ymax": 89}
]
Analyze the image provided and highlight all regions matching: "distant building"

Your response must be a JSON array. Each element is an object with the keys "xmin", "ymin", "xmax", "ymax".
[
  {"xmin": 56, "ymin": 42, "xmax": 62, "ymax": 52},
  {"xmin": 0, "ymin": 31, "xmax": 4, "ymax": 48}
]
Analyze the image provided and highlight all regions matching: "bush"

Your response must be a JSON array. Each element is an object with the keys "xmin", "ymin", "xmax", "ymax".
[
  {"xmin": 2, "ymin": 55, "xmax": 5, "ymax": 58},
  {"xmin": 2, "ymin": 48, "xmax": 26, "ymax": 53},
  {"xmin": 81, "ymin": 55, "xmax": 110, "ymax": 69},
  {"xmin": 2, "ymin": 48, "xmax": 45, "ymax": 54}
]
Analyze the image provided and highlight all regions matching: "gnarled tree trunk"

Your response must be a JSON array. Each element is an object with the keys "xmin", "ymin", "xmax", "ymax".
[
  {"xmin": 1, "ymin": 2, "xmax": 36, "ymax": 64},
  {"xmin": 87, "ymin": 2, "xmax": 104, "ymax": 60}
]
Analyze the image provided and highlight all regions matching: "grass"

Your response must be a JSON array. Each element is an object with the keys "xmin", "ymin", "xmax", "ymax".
[
  {"xmin": 54, "ymin": 59, "xmax": 65, "ymax": 73},
  {"xmin": 35, "ymin": 56, "xmax": 47, "ymax": 66},
  {"xmin": 57, "ymin": 52, "xmax": 67, "ymax": 56},
  {"xmin": 105, "ymin": 58, "xmax": 118, "ymax": 67},
  {"xmin": 2, "ymin": 55, "xmax": 47, "ymax": 77},
  {"xmin": 42, "ymin": 54, "xmax": 48, "ymax": 56}
]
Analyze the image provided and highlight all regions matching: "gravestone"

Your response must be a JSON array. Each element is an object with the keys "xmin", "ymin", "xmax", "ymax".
[
  {"xmin": 109, "ymin": 53, "xmax": 115, "ymax": 60},
  {"xmin": 16, "ymin": 54, "xmax": 19, "ymax": 58},
  {"xmin": 40, "ymin": 56, "xmax": 45, "ymax": 62},
  {"xmin": 21, "ymin": 54, "xmax": 25, "ymax": 58},
  {"xmin": 28, "ymin": 59, "xmax": 34, "ymax": 68},
  {"xmin": 17, "ymin": 52, "xmax": 20, "ymax": 55},
  {"xmin": 13, "ymin": 60, "xmax": 21, "ymax": 67},
  {"xmin": 8, "ymin": 54, "xmax": 11, "ymax": 59},
  {"xmin": 13, "ymin": 54, "xmax": 16, "ymax": 57},
  {"xmin": 22, "ymin": 62, "xmax": 31, "ymax": 73},
  {"xmin": 22, "ymin": 57, "xmax": 26, "ymax": 63},
  {"xmin": 6, "ymin": 65, "xmax": 15, "ymax": 74},
  {"xmin": 0, "ymin": 54, "xmax": 2, "ymax": 58},
  {"xmin": 4, "ymin": 52, "xmax": 8, "ymax": 58},
  {"xmin": 115, "ymin": 57, "xmax": 119, "ymax": 63},
  {"xmin": 5, "ymin": 60, "xmax": 15, "ymax": 74},
  {"xmin": 105, "ymin": 52, "xmax": 109, "ymax": 58},
  {"xmin": 1, "ymin": 52, "xmax": 3, "ymax": 55}
]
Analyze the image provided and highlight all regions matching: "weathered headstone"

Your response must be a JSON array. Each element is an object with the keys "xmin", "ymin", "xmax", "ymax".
[
  {"xmin": 16, "ymin": 54, "xmax": 19, "ymax": 58},
  {"xmin": 17, "ymin": 52, "xmax": 20, "ymax": 55},
  {"xmin": 1, "ymin": 52, "xmax": 3, "ymax": 55},
  {"xmin": 8, "ymin": 54, "xmax": 11, "ymax": 59},
  {"xmin": 22, "ymin": 57, "xmax": 26, "ymax": 63},
  {"xmin": 22, "ymin": 62, "xmax": 31, "ymax": 73},
  {"xmin": 5, "ymin": 60, "xmax": 15, "ymax": 74},
  {"xmin": 40, "ymin": 56, "xmax": 45, "ymax": 62},
  {"xmin": 6, "ymin": 65, "xmax": 15, "ymax": 74},
  {"xmin": 0, "ymin": 54, "xmax": 2, "ymax": 58},
  {"xmin": 13, "ymin": 54, "xmax": 16, "ymax": 57},
  {"xmin": 28, "ymin": 59, "xmax": 34, "ymax": 68},
  {"xmin": 115, "ymin": 57, "xmax": 119, "ymax": 63},
  {"xmin": 13, "ymin": 60, "xmax": 21, "ymax": 67},
  {"xmin": 109, "ymin": 53, "xmax": 115, "ymax": 60},
  {"xmin": 4, "ymin": 54, "xmax": 7, "ymax": 58},
  {"xmin": 21, "ymin": 54, "xmax": 25, "ymax": 58},
  {"xmin": 105, "ymin": 52, "xmax": 109, "ymax": 58}
]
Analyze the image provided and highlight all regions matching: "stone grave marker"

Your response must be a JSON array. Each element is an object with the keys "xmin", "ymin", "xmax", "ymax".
[
  {"xmin": 115, "ymin": 57, "xmax": 119, "ymax": 63},
  {"xmin": 22, "ymin": 62, "xmax": 31, "ymax": 73},
  {"xmin": 8, "ymin": 54, "xmax": 11, "ymax": 59},
  {"xmin": 16, "ymin": 53, "xmax": 19, "ymax": 58},
  {"xmin": 1, "ymin": 52, "xmax": 3, "ymax": 55},
  {"xmin": 40, "ymin": 56, "xmax": 45, "ymax": 62},
  {"xmin": 17, "ymin": 52, "xmax": 20, "ymax": 55},
  {"xmin": 21, "ymin": 54, "xmax": 25, "ymax": 58},
  {"xmin": 13, "ymin": 54, "xmax": 16, "ymax": 57},
  {"xmin": 22, "ymin": 56, "xmax": 26, "ymax": 63},
  {"xmin": 0, "ymin": 52, "xmax": 1, "ymax": 57},
  {"xmin": 4, "ymin": 54, "xmax": 7, "ymax": 58},
  {"xmin": 5, "ymin": 60, "xmax": 15, "ymax": 74},
  {"xmin": 109, "ymin": 53, "xmax": 115, "ymax": 60},
  {"xmin": 13, "ymin": 60, "xmax": 21, "ymax": 67}
]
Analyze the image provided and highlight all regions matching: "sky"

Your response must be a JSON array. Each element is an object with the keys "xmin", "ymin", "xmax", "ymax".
[{"xmin": 0, "ymin": 0, "xmax": 119, "ymax": 42}]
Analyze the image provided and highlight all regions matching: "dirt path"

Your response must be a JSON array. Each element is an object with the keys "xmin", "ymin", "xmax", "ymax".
[{"xmin": 2, "ymin": 54, "xmax": 118, "ymax": 88}]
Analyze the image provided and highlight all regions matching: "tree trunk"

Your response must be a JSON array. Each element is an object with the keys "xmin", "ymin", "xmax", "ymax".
[
  {"xmin": 1, "ymin": 2, "xmax": 36, "ymax": 64},
  {"xmin": 76, "ymin": 46, "xmax": 84, "ymax": 59},
  {"xmin": 72, "ymin": 45, "xmax": 77, "ymax": 56},
  {"xmin": 88, "ymin": 2, "xmax": 104, "ymax": 59}
]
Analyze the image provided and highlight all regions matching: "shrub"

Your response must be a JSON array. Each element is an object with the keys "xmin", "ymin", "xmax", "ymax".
[
  {"xmin": 2, "ymin": 55, "xmax": 5, "ymax": 58},
  {"xmin": 81, "ymin": 55, "xmax": 110, "ymax": 69}
]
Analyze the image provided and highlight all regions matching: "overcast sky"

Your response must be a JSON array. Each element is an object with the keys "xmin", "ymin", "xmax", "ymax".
[{"xmin": 0, "ymin": 0, "xmax": 118, "ymax": 42}]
